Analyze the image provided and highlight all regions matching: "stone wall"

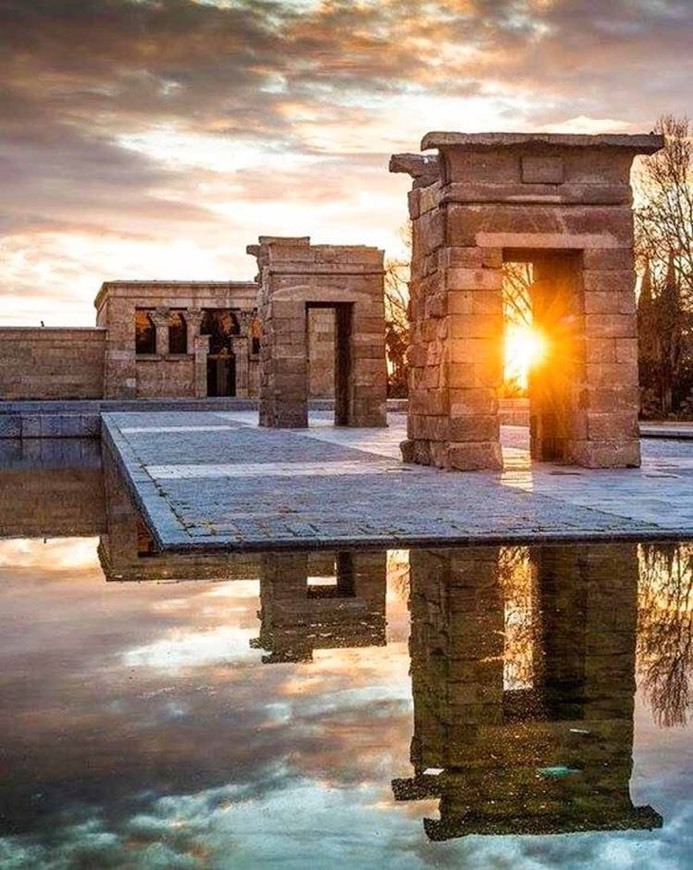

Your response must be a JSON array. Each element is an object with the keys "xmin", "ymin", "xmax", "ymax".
[
  {"xmin": 0, "ymin": 327, "xmax": 106, "ymax": 400},
  {"xmin": 307, "ymin": 307, "xmax": 336, "ymax": 398},
  {"xmin": 0, "ymin": 440, "xmax": 105, "ymax": 537},
  {"xmin": 135, "ymin": 356, "xmax": 196, "ymax": 398}
]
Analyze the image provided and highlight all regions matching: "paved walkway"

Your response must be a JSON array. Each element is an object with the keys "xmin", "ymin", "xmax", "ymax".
[{"xmin": 102, "ymin": 411, "xmax": 693, "ymax": 551}]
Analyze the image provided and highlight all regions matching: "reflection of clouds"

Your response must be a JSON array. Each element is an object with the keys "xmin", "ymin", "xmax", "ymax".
[
  {"xmin": 122, "ymin": 626, "xmax": 260, "ymax": 671},
  {"xmin": 0, "ymin": 537, "xmax": 100, "ymax": 572},
  {"xmin": 2, "ymin": 775, "xmax": 691, "ymax": 870}
]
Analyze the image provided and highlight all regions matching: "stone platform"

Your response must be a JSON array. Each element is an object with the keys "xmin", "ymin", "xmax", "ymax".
[{"xmin": 102, "ymin": 411, "xmax": 693, "ymax": 551}]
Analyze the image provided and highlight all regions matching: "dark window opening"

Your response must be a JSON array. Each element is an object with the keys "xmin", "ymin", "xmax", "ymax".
[
  {"xmin": 250, "ymin": 316, "xmax": 262, "ymax": 356},
  {"xmin": 169, "ymin": 310, "xmax": 187, "ymax": 354},
  {"xmin": 135, "ymin": 309, "xmax": 156, "ymax": 355},
  {"xmin": 201, "ymin": 309, "xmax": 240, "ymax": 355}
]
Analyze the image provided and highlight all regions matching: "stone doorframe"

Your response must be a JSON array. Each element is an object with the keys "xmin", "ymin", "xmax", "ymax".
[
  {"xmin": 391, "ymin": 132, "xmax": 663, "ymax": 470},
  {"xmin": 247, "ymin": 236, "xmax": 387, "ymax": 428}
]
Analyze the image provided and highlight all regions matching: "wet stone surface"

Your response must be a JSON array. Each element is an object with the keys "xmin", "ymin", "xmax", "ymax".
[{"xmin": 103, "ymin": 411, "xmax": 693, "ymax": 550}]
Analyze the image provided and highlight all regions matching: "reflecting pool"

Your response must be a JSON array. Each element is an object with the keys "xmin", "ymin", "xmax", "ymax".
[{"xmin": 0, "ymin": 441, "xmax": 691, "ymax": 868}]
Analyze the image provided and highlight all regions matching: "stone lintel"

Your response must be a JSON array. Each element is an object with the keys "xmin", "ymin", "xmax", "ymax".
[
  {"xmin": 94, "ymin": 281, "xmax": 257, "ymax": 311},
  {"xmin": 263, "ymin": 265, "xmax": 385, "ymax": 277},
  {"xmin": 474, "ymin": 232, "xmax": 630, "ymax": 250},
  {"xmin": 440, "ymin": 182, "xmax": 632, "ymax": 206},
  {"xmin": 421, "ymin": 131, "xmax": 664, "ymax": 154}
]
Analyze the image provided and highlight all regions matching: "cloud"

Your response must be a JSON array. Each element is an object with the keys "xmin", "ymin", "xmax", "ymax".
[{"xmin": 0, "ymin": 0, "xmax": 690, "ymax": 322}]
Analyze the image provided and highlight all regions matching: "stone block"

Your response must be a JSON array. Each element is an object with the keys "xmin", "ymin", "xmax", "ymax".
[
  {"xmin": 583, "ymin": 269, "xmax": 635, "ymax": 293},
  {"xmin": 446, "ymin": 441, "xmax": 503, "ymax": 471},
  {"xmin": 585, "ymin": 362, "xmax": 638, "ymax": 387},
  {"xmin": 582, "ymin": 248, "xmax": 634, "ymax": 271},
  {"xmin": 449, "ymin": 361, "xmax": 502, "ymax": 389},
  {"xmin": 445, "ymin": 268, "xmax": 503, "ymax": 291},
  {"xmin": 615, "ymin": 338, "xmax": 638, "ymax": 365},
  {"xmin": 440, "ymin": 247, "xmax": 504, "ymax": 270},
  {"xmin": 571, "ymin": 439, "xmax": 641, "ymax": 468},
  {"xmin": 585, "ymin": 313, "xmax": 636, "ymax": 339},
  {"xmin": 449, "ymin": 415, "xmax": 500, "ymax": 442},
  {"xmin": 587, "ymin": 412, "xmax": 639, "ymax": 441},
  {"xmin": 447, "ymin": 289, "xmax": 503, "ymax": 316},
  {"xmin": 449, "ymin": 313, "xmax": 503, "ymax": 340},
  {"xmin": 411, "ymin": 391, "xmax": 449, "ymax": 416},
  {"xmin": 583, "ymin": 291, "xmax": 635, "ymax": 315},
  {"xmin": 450, "ymin": 338, "xmax": 503, "ymax": 370},
  {"xmin": 584, "ymin": 338, "xmax": 617, "ymax": 364},
  {"xmin": 446, "ymin": 203, "xmax": 565, "ymax": 246},
  {"xmin": 449, "ymin": 388, "xmax": 498, "ymax": 416},
  {"xmin": 0, "ymin": 415, "xmax": 21, "ymax": 438},
  {"xmin": 521, "ymin": 155, "xmax": 564, "ymax": 184},
  {"xmin": 416, "ymin": 209, "xmax": 446, "ymax": 253}
]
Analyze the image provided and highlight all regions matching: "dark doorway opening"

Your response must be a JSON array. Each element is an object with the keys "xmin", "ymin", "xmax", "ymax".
[
  {"xmin": 207, "ymin": 353, "xmax": 236, "ymax": 397},
  {"xmin": 306, "ymin": 302, "xmax": 353, "ymax": 426},
  {"xmin": 201, "ymin": 309, "xmax": 239, "ymax": 398}
]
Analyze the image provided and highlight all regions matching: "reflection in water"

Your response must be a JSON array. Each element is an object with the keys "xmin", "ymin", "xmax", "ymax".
[
  {"xmin": 0, "ymin": 441, "xmax": 692, "ymax": 862},
  {"xmin": 393, "ymin": 545, "xmax": 663, "ymax": 839},
  {"xmin": 251, "ymin": 552, "xmax": 387, "ymax": 663},
  {"xmin": 638, "ymin": 543, "xmax": 693, "ymax": 728}
]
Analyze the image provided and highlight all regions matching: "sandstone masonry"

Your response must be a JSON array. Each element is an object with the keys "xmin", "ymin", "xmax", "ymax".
[{"xmin": 391, "ymin": 132, "xmax": 664, "ymax": 469}]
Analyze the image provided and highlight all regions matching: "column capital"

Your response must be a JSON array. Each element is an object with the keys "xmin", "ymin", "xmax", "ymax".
[{"xmin": 150, "ymin": 307, "xmax": 171, "ymax": 328}]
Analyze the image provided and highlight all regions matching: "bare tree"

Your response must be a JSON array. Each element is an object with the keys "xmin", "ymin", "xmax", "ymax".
[
  {"xmin": 634, "ymin": 115, "xmax": 693, "ymax": 416},
  {"xmin": 384, "ymin": 223, "xmax": 411, "ymax": 397},
  {"xmin": 635, "ymin": 115, "xmax": 693, "ymax": 305}
]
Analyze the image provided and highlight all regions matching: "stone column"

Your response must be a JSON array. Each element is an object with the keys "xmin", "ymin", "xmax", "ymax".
[
  {"xmin": 185, "ymin": 308, "xmax": 203, "ymax": 354},
  {"xmin": 231, "ymin": 335, "xmax": 249, "ymax": 397},
  {"xmin": 193, "ymin": 334, "xmax": 210, "ymax": 398},
  {"xmin": 151, "ymin": 307, "xmax": 170, "ymax": 357}
]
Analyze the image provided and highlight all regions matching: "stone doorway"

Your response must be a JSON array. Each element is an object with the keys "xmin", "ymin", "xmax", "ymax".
[
  {"xmin": 391, "ymin": 131, "xmax": 664, "ymax": 470},
  {"xmin": 504, "ymin": 250, "xmax": 584, "ymax": 462},
  {"xmin": 307, "ymin": 302, "xmax": 353, "ymax": 426},
  {"xmin": 247, "ymin": 236, "xmax": 387, "ymax": 429},
  {"xmin": 206, "ymin": 351, "xmax": 236, "ymax": 397}
]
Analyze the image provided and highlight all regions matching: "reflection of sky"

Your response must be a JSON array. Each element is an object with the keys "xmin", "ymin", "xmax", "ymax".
[{"xmin": 0, "ymin": 538, "xmax": 691, "ymax": 868}]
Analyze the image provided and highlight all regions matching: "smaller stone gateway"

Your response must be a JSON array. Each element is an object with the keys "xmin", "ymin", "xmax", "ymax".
[
  {"xmin": 248, "ymin": 236, "xmax": 388, "ymax": 428},
  {"xmin": 391, "ymin": 132, "xmax": 664, "ymax": 470}
]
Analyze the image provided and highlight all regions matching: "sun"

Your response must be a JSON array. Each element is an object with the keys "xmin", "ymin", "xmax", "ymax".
[{"xmin": 504, "ymin": 325, "xmax": 548, "ymax": 392}]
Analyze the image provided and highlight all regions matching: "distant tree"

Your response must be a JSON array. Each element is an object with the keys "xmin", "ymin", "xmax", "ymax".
[
  {"xmin": 384, "ymin": 223, "xmax": 411, "ymax": 398},
  {"xmin": 635, "ymin": 115, "xmax": 693, "ymax": 417}
]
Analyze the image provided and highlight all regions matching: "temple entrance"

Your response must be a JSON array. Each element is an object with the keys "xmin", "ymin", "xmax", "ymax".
[
  {"xmin": 306, "ymin": 302, "xmax": 353, "ymax": 426},
  {"xmin": 206, "ymin": 351, "xmax": 236, "ymax": 397},
  {"xmin": 390, "ymin": 131, "xmax": 661, "ymax": 469},
  {"xmin": 201, "ymin": 309, "xmax": 239, "ymax": 398},
  {"xmin": 504, "ymin": 250, "xmax": 583, "ymax": 462},
  {"xmin": 249, "ymin": 237, "xmax": 386, "ymax": 429}
]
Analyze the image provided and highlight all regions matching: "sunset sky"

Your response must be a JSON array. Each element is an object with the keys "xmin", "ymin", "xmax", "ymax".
[{"xmin": 1, "ymin": 0, "xmax": 691, "ymax": 325}]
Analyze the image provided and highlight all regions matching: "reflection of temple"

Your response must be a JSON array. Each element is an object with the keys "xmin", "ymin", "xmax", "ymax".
[
  {"xmin": 0, "ymin": 439, "xmax": 105, "ymax": 538},
  {"xmin": 98, "ymin": 449, "xmax": 260, "ymax": 583},
  {"xmin": 392, "ymin": 544, "xmax": 663, "ymax": 839},
  {"xmin": 250, "ymin": 551, "xmax": 387, "ymax": 662}
]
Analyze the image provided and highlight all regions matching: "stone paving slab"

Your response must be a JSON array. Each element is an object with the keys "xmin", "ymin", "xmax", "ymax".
[{"xmin": 102, "ymin": 411, "xmax": 693, "ymax": 552}]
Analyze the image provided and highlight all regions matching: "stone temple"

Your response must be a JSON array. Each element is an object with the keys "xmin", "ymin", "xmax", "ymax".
[
  {"xmin": 0, "ymin": 237, "xmax": 388, "ymax": 428},
  {"xmin": 391, "ymin": 132, "xmax": 663, "ymax": 469},
  {"xmin": 0, "ymin": 131, "xmax": 664, "ymax": 466}
]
